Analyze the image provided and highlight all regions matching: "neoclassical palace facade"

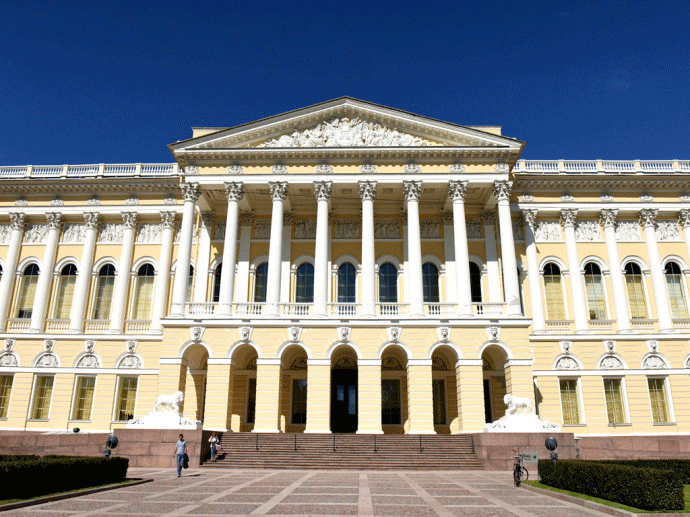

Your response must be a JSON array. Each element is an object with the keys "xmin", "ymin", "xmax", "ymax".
[{"xmin": 0, "ymin": 98, "xmax": 689, "ymax": 437}]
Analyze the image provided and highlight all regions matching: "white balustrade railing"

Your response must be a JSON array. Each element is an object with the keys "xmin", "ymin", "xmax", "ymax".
[
  {"xmin": 424, "ymin": 303, "xmax": 456, "ymax": 316},
  {"xmin": 630, "ymin": 318, "xmax": 657, "ymax": 331},
  {"xmin": 7, "ymin": 318, "xmax": 31, "ymax": 331},
  {"xmin": 515, "ymin": 159, "xmax": 687, "ymax": 175},
  {"xmin": 45, "ymin": 319, "xmax": 70, "ymax": 332},
  {"xmin": 281, "ymin": 303, "xmax": 313, "ymax": 316},
  {"xmin": 328, "ymin": 303, "xmax": 361, "ymax": 316},
  {"xmin": 233, "ymin": 303, "xmax": 264, "ymax": 316},
  {"xmin": 185, "ymin": 302, "xmax": 217, "ymax": 316},
  {"xmin": 588, "ymin": 319, "xmax": 615, "ymax": 332},
  {"xmin": 125, "ymin": 319, "xmax": 151, "ymax": 333},
  {"xmin": 545, "ymin": 320, "xmax": 573, "ymax": 333},
  {"xmin": 376, "ymin": 303, "xmax": 409, "ymax": 316},
  {"xmin": 563, "ymin": 160, "xmax": 597, "ymax": 173},
  {"xmin": 672, "ymin": 318, "xmax": 690, "ymax": 330},
  {"xmin": 0, "ymin": 163, "xmax": 179, "ymax": 180},
  {"xmin": 84, "ymin": 319, "xmax": 110, "ymax": 332},
  {"xmin": 472, "ymin": 302, "xmax": 506, "ymax": 316}
]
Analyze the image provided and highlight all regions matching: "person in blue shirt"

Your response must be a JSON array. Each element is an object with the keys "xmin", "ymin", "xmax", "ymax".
[{"xmin": 173, "ymin": 434, "xmax": 187, "ymax": 477}]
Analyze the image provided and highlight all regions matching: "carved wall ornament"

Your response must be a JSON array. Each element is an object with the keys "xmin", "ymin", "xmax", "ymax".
[
  {"xmin": 118, "ymin": 354, "xmax": 142, "ymax": 369},
  {"xmin": 534, "ymin": 220, "xmax": 561, "ymax": 242},
  {"xmin": 288, "ymin": 326, "xmax": 302, "ymax": 342},
  {"xmin": 420, "ymin": 219, "xmax": 441, "ymax": 239},
  {"xmin": 604, "ymin": 340, "xmax": 616, "ymax": 353},
  {"xmin": 639, "ymin": 208, "xmax": 658, "ymax": 228},
  {"xmin": 174, "ymin": 222, "xmax": 197, "ymax": 244},
  {"xmin": 5, "ymin": 339, "xmax": 15, "ymax": 352},
  {"xmin": 283, "ymin": 213, "xmax": 293, "ymax": 225},
  {"xmin": 481, "ymin": 211, "xmax": 496, "ymax": 227},
  {"xmin": 599, "ymin": 209, "xmax": 618, "ymax": 228},
  {"xmin": 679, "ymin": 209, "xmax": 690, "ymax": 229},
  {"xmin": 358, "ymin": 181, "xmax": 377, "ymax": 201},
  {"xmin": 441, "ymin": 211, "xmax": 453, "ymax": 225},
  {"xmin": 316, "ymin": 162, "xmax": 333, "ymax": 175},
  {"xmin": 492, "ymin": 180, "xmax": 512, "ymax": 201},
  {"xmin": 494, "ymin": 163, "xmax": 510, "ymax": 173},
  {"xmin": 184, "ymin": 164, "xmax": 199, "ymax": 175},
  {"xmin": 448, "ymin": 180, "xmax": 467, "ymax": 202},
  {"xmin": 333, "ymin": 219, "xmax": 360, "ymax": 239},
  {"xmin": 560, "ymin": 209, "xmax": 577, "ymax": 228},
  {"xmin": 647, "ymin": 340, "xmax": 659, "ymax": 353},
  {"xmin": 519, "ymin": 192, "xmax": 535, "ymax": 202},
  {"xmin": 136, "ymin": 223, "xmax": 162, "ymax": 243},
  {"xmin": 0, "ymin": 225, "xmax": 12, "ymax": 244},
  {"xmin": 437, "ymin": 327, "xmax": 450, "ymax": 342},
  {"xmin": 15, "ymin": 196, "xmax": 28, "ymax": 206},
  {"xmin": 239, "ymin": 327, "xmax": 253, "ymax": 342},
  {"xmin": 200, "ymin": 213, "xmax": 214, "ymax": 231},
  {"xmin": 122, "ymin": 212, "xmax": 138, "ymax": 230},
  {"xmin": 253, "ymin": 220, "xmax": 271, "ymax": 239},
  {"xmin": 432, "ymin": 356, "xmax": 450, "ymax": 371},
  {"xmin": 269, "ymin": 181, "xmax": 288, "ymax": 201},
  {"xmin": 257, "ymin": 117, "xmax": 434, "ymax": 147},
  {"xmin": 76, "ymin": 354, "xmax": 100, "ymax": 368},
  {"xmin": 521, "ymin": 209, "xmax": 538, "ymax": 229},
  {"xmin": 85, "ymin": 340, "xmax": 96, "ymax": 353},
  {"xmin": 600, "ymin": 355, "xmax": 624, "ymax": 369},
  {"xmin": 512, "ymin": 220, "xmax": 524, "ymax": 241},
  {"xmin": 680, "ymin": 192, "xmax": 690, "ymax": 202},
  {"xmin": 487, "ymin": 326, "xmax": 500, "ymax": 342},
  {"xmin": 239, "ymin": 212, "xmax": 254, "ymax": 226},
  {"xmin": 560, "ymin": 340, "xmax": 572, "ymax": 354},
  {"xmin": 382, "ymin": 356, "xmax": 404, "ymax": 370},
  {"xmin": 575, "ymin": 220, "xmax": 601, "ymax": 241},
  {"xmin": 24, "ymin": 223, "xmax": 48, "ymax": 244},
  {"xmin": 560, "ymin": 192, "xmax": 575, "ymax": 202},
  {"xmin": 36, "ymin": 353, "xmax": 58, "ymax": 368},
  {"xmin": 0, "ymin": 352, "xmax": 18, "ymax": 367},
  {"xmin": 213, "ymin": 222, "xmax": 226, "ymax": 241},
  {"xmin": 374, "ymin": 220, "xmax": 401, "ymax": 239},
  {"xmin": 450, "ymin": 163, "xmax": 465, "ymax": 173},
  {"xmin": 656, "ymin": 221, "xmax": 681, "ymax": 241},
  {"xmin": 615, "ymin": 220, "xmax": 641, "ymax": 241},
  {"xmin": 555, "ymin": 356, "xmax": 580, "ymax": 370},
  {"xmin": 360, "ymin": 163, "xmax": 376, "ymax": 174},
  {"xmin": 44, "ymin": 340, "xmax": 55, "ymax": 352},
  {"xmin": 294, "ymin": 218, "xmax": 316, "ymax": 239},
  {"xmin": 9, "ymin": 213, "xmax": 26, "ymax": 231},
  {"xmin": 642, "ymin": 354, "xmax": 667, "ymax": 369},
  {"xmin": 163, "ymin": 194, "xmax": 177, "ymax": 205},
  {"xmin": 125, "ymin": 194, "xmax": 139, "ymax": 206},
  {"xmin": 640, "ymin": 192, "xmax": 654, "ymax": 202},
  {"xmin": 272, "ymin": 164, "xmax": 287, "ymax": 174},
  {"xmin": 50, "ymin": 195, "xmax": 64, "ymax": 206},
  {"xmin": 126, "ymin": 340, "xmax": 138, "ymax": 353},
  {"xmin": 191, "ymin": 326, "xmax": 205, "ymax": 342},
  {"xmin": 314, "ymin": 181, "xmax": 332, "ymax": 201},
  {"xmin": 404, "ymin": 161, "xmax": 421, "ymax": 174},
  {"xmin": 224, "ymin": 182, "xmax": 244, "ymax": 202},
  {"xmin": 600, "ymin": 192, "xmax": 614, "ymax": 202},
  {"xmin": 97, "ymin": 223, "xmax": 124, "ymax": 243},
  {"xmin": 337, "ymin": 327, "xmax": 351, "ymax": 342},
  {"xmin": 334, "ymin": 357, "xmax": 357, "ymax": 369},
  {"xmin": 87, "ymin": 194, "xmax": 101, "ymax": 205},
  {"xmin": 466, "ymin": 218, "xmax": 482, "ymax": 239},
  {"xmin": 181, "ymin": 183, "xmax": 201, "ymax": 202},
  {"xmin": 387, "ymin": 327, "xmax": 402, "ymax": 342},
  {"xmin": 227, "ymin": 164, "xmax": 243, "ymax": 175},
  {"xmin": 686, "ymin": 356, "xmax": 690, "ymax": 369}
]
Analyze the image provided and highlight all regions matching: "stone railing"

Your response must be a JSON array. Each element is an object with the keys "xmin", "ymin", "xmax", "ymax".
[
  {"xmin": 45, "ymin": 319, "xmax": 70, "ymax": 332},
  {"xmin": 472, "ymin": 302, "xmax": 507, "ymax": 316},
  {"xmin": 233, "ymin": 303, "xmax": 264, "ymax": 316},
  {"xmin": 545, "ymin": 320, "xmax": 573, "ymax": 333},
  {"xmin": 6, "ymin": 318, "xmax": 31, "ymax": 332},
  {"xmin": 185, "ymin": 302, "xmax": 217, "ymax": 316},
  {"xmin": 84, "ymin": 319, "xmax": 110, "ymax": 333},
  {"xmin": 281, "ymin": 303, "xmax": 313, "ymax": 317},
  {"xmin": 125, "ymin": 319, "xmax": 151, "ymax": 333},
  {"xmin": 0, "ymin": 163, "xmax": 179, "ymax": 180},
  {"xmin": 328, "ymin": 303, "xmax": 361, "ymax": 317},
  {"xmin": 672, "ymin": 318, "xmax": 690, "ymax": 330},
  {"xmin": 376, "ymin": 303, "xmax": 410, "ymax": 316},
  {"xmin": 514, "ymin": 159, "xmax": 690, "ymax": 175},
  {"xmin": 588, "ymin": 320, "xmax": 615, "ymax": 333},
  {"xmin": 424, "ymin": 303, "xmax": 456, "ymax": 316},
  {"xmin": 630, "ymin": 318, "xmax": 657, "ymax": 332}
]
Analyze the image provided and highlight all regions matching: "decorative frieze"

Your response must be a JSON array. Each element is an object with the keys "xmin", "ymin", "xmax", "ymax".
[
  {"xmin": 227, "ymin": 164, "xmax": 243, "ymax": 175},
  {"xmin": 213, "ymin": 222, "xmax": 226, "ymax": 241},
  {"xmin": 534, "ymin": 220, "xmax": 561, "ymax": 242},
  {"xmin": 14, "ymin": 196, "xmax": 28, "ymax": 206},
  {"xmin": 61, "ymin": 224, "xmax": 86, "ymax": 243},
  {"xmin": 316, "ymin": 163, "xmax": 333, "ymax": 175},
  {"xmin": 404, "ymin": 162, "xmax": 421, "ymax": 174},
  {"xmin": 449, "ymin": 163, "xmax": 465, "ymax": 173},
  {"xmin": 656, "ymin": 221, "xmax": 681, "ymax": 241},
  {"xmin": 512, "ymin": 219, "xmax": 524, "ymax": 241},
  {"xmin": 615, "ymin": 220, "xmax": 641, "ymax": 241},
  {"xmin": 23, "ymin": 223, "xmax": 49, "ymax": 244},
  {"xmin": 599, "ymin": 355, "xmax": 624, "ymax": 369},
  {"xmin": 253, "ymin": 220, "xmax": 271, "ymax": 239},
  {"xmin": 125, "ymin": 194, "xmax": 139, "ymax": 205},
  {"xmin": 360, "ymin": 163, "xmax": 376, "ymax": 174},
  {"xmin": 98, "ymin": 223, "xmax": 124, "ymax": 243},
  {"xmin": 374, "ymin": 219, "xmax": 401, "ymax": 239},
  {"xmin": 271, "ymin": 164, "xmax": 287, "ymax": 175},
  {"xmin": 555, "ymin": 356, "xmax": 580, "ymax": 370},
  {"xmin": 50, "ymin": 195, "xmax": 64, "ymax": 206},
  {"xmin": 294, "ymin": 218, "xmax": 316, "ymax": 239},
  {"xmin": 333, "ymin": 219, "xmax": 359, "ymax": 239},
  {"xmin": 420, "ymin": 218, "xmax": 441, "ymax": 239},
  {"xmin": 136, "ymin": 223, "xmax": 162, "ymax": 243},
  {"xmin": 0, "ymin": 225, "xmax": 11, "ymax": 244},
  {"xmin": 87, "ymin": 194, "xmax": 101, "ymax": 205},
  {"xmin": 575, "ymin": 220, "xmax": 601, "ymax": 241},
  {"xmin": 466, "ymin": 217, "xmax": 482, "ymax": 239}
]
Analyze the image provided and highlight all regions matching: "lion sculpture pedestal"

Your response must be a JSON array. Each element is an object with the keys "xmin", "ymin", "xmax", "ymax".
[
  {"xmin": 127, "ymin": 391, "xmax": 201, "ymax": 430},
  {"xmin": 485, "ymin": 394, "xmax": 561, "ymax": 432}
]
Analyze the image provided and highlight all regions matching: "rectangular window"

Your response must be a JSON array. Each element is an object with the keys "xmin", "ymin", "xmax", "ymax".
[
  {"xmin": 603, "ymin": 378, "xmax": 626, "ymax": 424},
  {"xmin": 114, "ymin": 377, "xmax": 137, "ymax": 421},
  {"xmin": 544, "ymin": 276, "xmax": 566, "ymax": 319},
  {"xmin": 585, "ymin": 274, "xmax": 607, "ymax": 320},
  {"xmin": 0, "ymin": 375, "xmax": 13, "ymax": 418},
  {"xmin": 30, "ymin": 376, "xmax": 54, "ymax": 420},
  {"xmin": 71, "ymin": 376, "xmax": 96, "ymax": 421},
  {"xmin": 559, "ymin": 379, "xmax": 581, "ymax": 425},
  {"xmin": 626, "ymin": 275, "xmax": 648, "ymax": 319},
  {"xmin": 291, "ymin": 378, "xmax": 307, "ymax": 425},
  {"xmin": 432, "ymin": 379, "xmax": 447, "ymax": 425},
  {"xmin": 132, "ymin": 277, "xmax": 154, "ymax": 320},
  {"xmin": 93, "ymin": 275, "xmax": 115, "ymax": 319},
  {"xmin": 381, "ymin": 379, "xmax": 401, "ymax": 425},
  {"xmin": 246, "ymin": 378, "xmax": 257, "ymax": 424},
  {"xmin": 648, "ymin": 378, "xmax": 670, "ymax": 424},
  {"xmin": 54, "ymin": 276, "xmax": 76, "ymax": 319},
  {"xmin": 667, "ymin": 274, "xmax": 689, "ymax": 319},
  {"xmin": 16, "ymin": 275, "xmax": 38, "ymax": 318}
]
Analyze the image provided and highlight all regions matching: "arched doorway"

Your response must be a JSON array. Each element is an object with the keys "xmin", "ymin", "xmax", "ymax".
[
  {"xmin": 229, "ymin": 344, "xmax": 258, "ymax": 432},
  {"xmin": 431, "ymin": 345, "xmax": 459, "ymax": 434},
  {"xmin": 481, "ymin": 345, "xmax": 508, "ymax": 423},
  {"xmin": 181, "ymin": 344, "xmax": 209, "ymax": 423},
  {"xmin": 330, "ymin": 345, "xmax": 358, "ymax": 433},
  {"xmin": 381, "ymin": 345, "xmax": 408, "ymax": 434},
  {"xmin": 279, "ymin": 344, "xmax": 308, "ymax": 433}
]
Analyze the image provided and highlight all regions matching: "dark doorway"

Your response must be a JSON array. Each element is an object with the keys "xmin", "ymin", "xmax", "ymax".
[
  {"xmin": 483, "ymin": 379, "xmax": 492, "ymax": 423},
  {"xmin": 331, "ymin": 369, "xmax": 358, "ymax": 433}
]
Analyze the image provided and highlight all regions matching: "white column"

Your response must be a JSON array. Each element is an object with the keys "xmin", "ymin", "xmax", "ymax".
[
  {"xmin": 235, "ymin": 213, "xmax": 253, "ymax": 304},
  {"xmin": 69, "ymin": 212, "xmax": 100, "ymax": 332},
  {"xmin": 403, "ymin": 181, "xmax": 424, "ymax": 316},
  {"xmin": 449, "ymin": 181, "xmax": 472, "ymax": 316},
  {"xmin": 482, "ymin": 211, "xmax": 502, "ymax": 303},
  {"xmin": 151, "ymin": 212, "xmax": 176, "ymax": 331},
  {"xmin": 0, "ymin": 213, "xmax": 26, "ymax": 329},
  {"xmin": 521, "ymin": 210, "xmax": 545, "ymax": 333},
  {"xmin": 109, "ymin": 212, "xmax": 137, "ymax": 333},
  {"xmin": 441, "ymin": 212, "xmax": 456, "ymax": 305},
  {"xmin": 280, "ymin": 213, "xmax": 292, "ymax": 305},
  {"xmin": 218, "ymin": 182, "xmax": 243, "ymax": 316},
  {"xmin": 561, "ymin": 209, "xmax": 588, "ymax": 332},
  {"xmin": 313, "ymin": 181, "xmax": 332, "ymax": 316},
  {"xmin": 359, "ymin": 181, "xmax": 377, "ymax": 317},
  {"xmin": 193, "ymin": 213, "xmax": 213, "ymax": 304},
  {"xmin": 30, "ymin": 213, "xmax": 62, "ymax": 332},
  {"xmin": 681, "ymin": 210, "xmax": 690, "ymax": 277},
  {"xmin": 640, "ymin": 209, "xmax": 673, "ymax": 331},
  {"xmin": 493, "ymin": 181, "xmax": 522, "ymax": 315},
  {"xmin": 171, "ymin": 183, "xmax": 200, "ymax": 317},
  {"xmin": 600, "ymin": 209, "xmax": 631, "ymax": 332},
  {"xmin": 266, "ymin": 181, "xmax": 287, "ymax": 316}
]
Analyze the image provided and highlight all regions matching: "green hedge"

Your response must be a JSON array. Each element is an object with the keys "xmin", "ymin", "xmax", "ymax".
[
  {"xmin": 594, "ymin": 460, "xmax": 690, "ymax": 484},
  {"xmin": 0, "ymin": 456, "xmax": 129, "ymax": 500},
  {"xmin": 538, "ymin": 459, "xmax": 684, "ymax": 511},
  {"xmin": 0, "ymin": 455, "xmax": 39, "ymax": 462}
]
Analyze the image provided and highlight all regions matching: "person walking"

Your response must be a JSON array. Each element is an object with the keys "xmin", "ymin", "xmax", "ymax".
[
  {"xmin": 174, "ymin": 433, "xmax": 187, "ymax": 477},
  {"xmin": 209, "ymin": 432, "xmax": 219, "ymax": 462}
]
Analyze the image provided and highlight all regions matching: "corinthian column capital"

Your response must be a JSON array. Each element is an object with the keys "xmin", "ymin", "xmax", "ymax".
[
  {"xmin": 269, "ymin": 181, "xmax": 288, "ymax": 201},
  {"xmin": 679, "ymin": 209, "xmax": 690, "ymax": 229},
  {"xmin": 160, "ymin": 211, "xmax": 176, "ymax": 230},
  {"xmin": 492, "ymin": 180, "xmax": 513, "ymax": 202},
  {"xmin": 314, "ymin": 181, "xmax": 332, "ymax": 201},
  {"xmin": 521, "ymin": 209, "xmax": 538, "ymax": 229},
  {"xmin": 639, "ymin": 208, "xmax": 658, "ymax": 228},
  {"xmin": 181, "ymin": 183, "xmax": 201, "ymax": 202},
  {"xmin": 448, "ymin": 180, "xmax": 468, "ymax": 202},
  {"xmin": 224, "ymin": 182, "xmax": 244, "ymax": 202},
  {"xmin": 9, "ymin": 213, "xmax": 26, "ymax": 231},
  {"xmin": 560, "ymin": 208, "xmax": 578, "ymax": 228},
  {"xmin": 83, "ymin": 212, "xmax": 100, "ymax": 231},
  {"xmin": 599, "ymin": 209, "xmax": 618, "ymax": 228},
  {"xmin": 46, "ymin": 212, "xmax": 63, "ymax": 230},
  {"xmin": 122, "ymin": 212, "xmax": 138, "ymax": 230},
  {"xmin": 358, "ymin": 181, "xmax": 377, "ymax": 201},
  {"xmin": 403, "ymin": 180, "xmax": 422, "ymax": 201}
]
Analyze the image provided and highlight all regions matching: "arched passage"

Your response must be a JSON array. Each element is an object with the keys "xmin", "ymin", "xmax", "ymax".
[
  {"xmin": 330, "ymin": 344, "xmax": 359, "ymax": 433},
  {"xmin": 180, "ymin": 343, "xmax": 209, "ymax": 422},
  {"xmin": 431, "ymin": 345, "xmax": 459, "ymax": 433},
  {"xmin": 481, "ymin": 345, "xmax": 508, "ymax": 424},
  {"xmin": 229, "ymin": 343, "xmax": 258, "ymax": 431},
  {"xmin": 279, "ymin": 344, "xmax": 308, "ymax": 432},
  {"xmin": 381, "ymin": 344, "xmax": 408, "ymax": 434}
]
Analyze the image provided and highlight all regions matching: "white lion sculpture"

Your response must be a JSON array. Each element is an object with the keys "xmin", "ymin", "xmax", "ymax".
[
  {"xmin": 503, "ymin": 394, "xmax": 534, "ymax": 416},
  {"xmin": 154, "ymin": 391, "xmax": 184, "ymax": 413}
]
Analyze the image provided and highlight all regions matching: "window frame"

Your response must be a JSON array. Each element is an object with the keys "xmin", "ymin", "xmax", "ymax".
[
  {"xmin": 91, "ymin": 263, "xmax": 117, "ymax": 320},
  {"xmin": 664, "ymin": 261, "xmax": 690, "ymax": 319},
  {"xmin": 422, "ymin": 261, "xmax": 441, "ymax": 304},
  {"xmin": 542, "ymin": 261, "xmax": 568, "ymax": 320},
  {"xmin": 0, "ymin": 374, "xmax": 14, "ymax": 419},
  {"xmin": 130, "ymin": 263, "xmax": 156, "ymax": 320},
  {"xmin": 15, "ymin": 263, "xmax": 40, "ymax": 319},
  {"xmin": 602, "ymin": 376, "xmax": 630, "ymax": 425},
  {"xmin": 377, "ymin": 262, "xmax": 399, "ymax": 304},
  {"xmin": 113, "ymin": 376, "xmax": 138, "ymax": 422},
  {"xmin": 52, "ymin": 263, "xmax": 78, "ymax": 320},
  {"xmin": 583, "ymin": 261, "xmax": 609, "ymax": 321},
  {"xmin": 623, "ymin": 261, "xmax": 651, "ymax": 319},
  {"xmin": 647, "ymin": 376, "xmax": 675, "ymax": 425},
  {"xmin": 558, "ymin": 377, "xmax": 585, "ymax": 426},
  {"xmin": 70, "ymin": 375, "xmax": 97, "ymax": 422},
  {"xmin": 28, "ymin": 374, "xmax": 55, "ymax": 421}
]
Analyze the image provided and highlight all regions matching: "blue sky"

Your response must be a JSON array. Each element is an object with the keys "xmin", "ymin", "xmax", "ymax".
[{"xmin": 1, "ymin": 0, "xmax": 688, "ymax": 165}]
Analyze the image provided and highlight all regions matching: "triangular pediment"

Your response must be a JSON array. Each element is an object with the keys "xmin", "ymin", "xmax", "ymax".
[{"xmin": 170, "ymin": 97, "xmax": 524, "ymax": 152}]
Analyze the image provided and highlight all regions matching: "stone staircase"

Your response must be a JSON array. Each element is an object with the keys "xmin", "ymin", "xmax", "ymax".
[{"xmin": 201, "ymin": 433, "xmax": 483, "ymax": 470}]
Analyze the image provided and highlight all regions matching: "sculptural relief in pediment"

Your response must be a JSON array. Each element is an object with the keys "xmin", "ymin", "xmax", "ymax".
[{"xmin": 256, "ymin": 117, "xmax": 439, "ymax": 148}]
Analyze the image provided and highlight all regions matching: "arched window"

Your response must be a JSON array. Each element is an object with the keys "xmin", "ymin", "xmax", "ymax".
[
  {"xmin": 93, "ymin": 264, "xmax": 116, "ymax": 320},
  {"xmin": 212, "ymin": 263, "xmax": 222, "ymax": 303},
  {"xmin": 469, "ymin": 262, "xmax": 482, "ymax": 303},
  {"xmin": 543, "ymin": 263, "xmax": 565, "ymax": 320},
  {"xmin": 54, "ymin": 264, "xmax": 77, "ymax": 319},
  {"xmin": 295, "ymin": 263, "xmax": 314, "ymax": 303},
  {"xmin": 337, "ymin": 263, "xmax": 356, "ymax": 303},
  {"xmin": 16, "ymin": 264, "xmax": 40, "ymax": 318},
  {"xmin": 131, "ymin": 264, "xmax": 155, "ymax": 320},
  {"xmin": 624, "ymin": 262, "xmax": 648, "ymax": 319},
  {"xmin": 253, "ymin": 263, "xmax": 268, "ymax": 303},
  {"xmin": 584, "ymin": 262, "xmax": 606, "ymax": 320},
  {"xmin": 186, "ymin": 265, "xmax": 194, "ymax": 302},
  {"xmin": 422, "ymin": 262, "xmax": 440, "ymax": 303},
  {"xmin": 378, "ymin": 263, "xmax": 398, "ymax": 303},
  {"xmin": 665, "ymin": 261, "xmax": 689, "ymax": 319}
]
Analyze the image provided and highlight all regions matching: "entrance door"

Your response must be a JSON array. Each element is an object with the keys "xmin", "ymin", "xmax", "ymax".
[
  {"xmin": 331, "ymin": 369, "xmax": 358, "ymax": 432},
  {"xmin": 483, "ymin": 379, "xmax": 492, "ymax": 423}
]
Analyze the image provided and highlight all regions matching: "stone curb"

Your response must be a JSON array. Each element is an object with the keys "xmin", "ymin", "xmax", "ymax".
[
  {"xmin": 522, "ymin": 483, "xmax": 690, "ymax": 517},
  {"xmin": 0, "ymin": 478, "xmax": 153, "ymax": 513}
]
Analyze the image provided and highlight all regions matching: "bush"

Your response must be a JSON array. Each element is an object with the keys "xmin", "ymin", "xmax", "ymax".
[
  {"xmin": 0, "ymin": 456, "xmax": 129, "ymax": 500},
  {"xmin": 538, "ymin": 459, "xmax": 684, "ymax": 511},
  {"xmin": 594, "ymin": 459, "xmax": 690, "ymax": 484},
  {"xmin": 0, "ymin": 455, "xmax": 39, "ymax": 462}
]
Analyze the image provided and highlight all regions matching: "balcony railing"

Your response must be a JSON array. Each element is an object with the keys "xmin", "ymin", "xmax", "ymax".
[
  {"xmin": 7, "ymin": 318, "xmax": 31, "ymax": 331},
  {"xmin": 125, "ymin": 319, "xmax": 151, "ymax": 333},
  {"xmin": 545, "ymin": 320, "xmax": 573, "ymax": 333},
  {"xmin": 514, "ymin": 159, "xmax": 690, "ymax": 175},
  {"xmin": 672, "ymin": 318, "xmax": 690, "ymax": 330},
  {"xmin": 588, "ymin": 320, "xmax": 615, "ymax": 333},
  {"xmin": 376, "ymin": 303, "xmax": 410, "ymax": 316},
  {"xmin": 233, "ymin": 303, "xmax": 264, "ymax": 316},
  {"xmin": 630, "ymin": 318, "xmax": 657, "ymax": 332},
  {"xmin": 186, "ymin": 302, "xmax": 218, "ymax": 316},
  {"xmin": 84, "ymin": 319, "xmax": 110, "ymax": 333},
  {"xmin": 472, "ymin": 302, "xmax": 506, "ymax": 316},
  {"xmin": 45, "ymin": 319, "xmax": 70, "ymax": 332},
  {"xmin": 328, "ymin": 303, "xmax": 361, "ymax": 317},
  {"xmin": 424, "ymin": 303, "xmax": 456, "ymax": 316},
  {"xmin": 0, "ymin": 163, "xmax": 179, "ymax": 180},
  {"xmin": 281, "ymin": 303, "xmax": 313, "ymax": 317}
]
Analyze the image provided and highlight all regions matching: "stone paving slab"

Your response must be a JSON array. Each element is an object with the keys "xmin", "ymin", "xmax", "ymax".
[{"xmin": 4, "ymin": 468, "xmax": 611, "ymax": 516}]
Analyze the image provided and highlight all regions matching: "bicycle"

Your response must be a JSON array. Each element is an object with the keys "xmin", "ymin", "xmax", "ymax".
[{"xmin": 512, "ymin": 448, "xmax": 529, "ymax": 486}]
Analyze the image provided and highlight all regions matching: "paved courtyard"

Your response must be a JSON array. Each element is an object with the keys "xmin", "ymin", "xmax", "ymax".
[{"xmin": 6, "ymin": 467, "xmax": 608, "ymax": 516}]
